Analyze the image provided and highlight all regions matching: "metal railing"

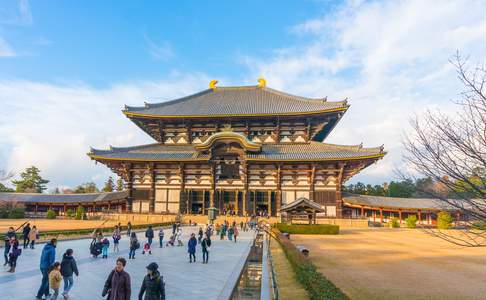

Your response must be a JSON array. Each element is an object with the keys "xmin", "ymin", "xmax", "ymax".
[{"xmin": 265, "ymin": 230, "xmax": 280, "ymax": 300}]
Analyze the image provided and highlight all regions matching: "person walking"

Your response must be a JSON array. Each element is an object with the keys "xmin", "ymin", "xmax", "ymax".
[
  {"xmin": 126, "ymin": 222, "xmax": 133, "ymax": 238},
  {"xmin": 228, "ymin": 226, "xmax": 234, "ymax": 241},
  {"xmin": 176, "ymin": 227, "xmax": 183, "ymax": 246},
  {"xmin": 145, "ymin": 226, "xmax": 154, "ymax": 246},
  {"xmin": 60, "ymin": 248, "xmax": 79, "ymax": 299},
  {"xmin": 3, "ymin": 227, "xmax": 16, "ymax": 266},
  {"xmin": 29, "ymin": 225, "xmax": 39, "ymax": 249},
  {"xmin": 113, "ymin": 226, "xmax": 121, "ymax": 253},
  {"xmin": 36, "ymin": 238, "xmax": 57, "ymax": 299},
  {"xmin": 102, "ymin": 257, "xmax": 131, "ymax": 300},
  {"xmin": 233, "ymin": 225, "xmax": 239, "ymax": 243},
  {"xmin": 102, "ymin": 238, "xmax": 110, "ymax": 259},
  {"xmin": 7, "ymin": 236, "xmax": 20, "ymax": 272},
  {"xmin": 201, "ymin": 234, "xmax": 211, "ymax": 264},
  {"xmin": 158, "ymin": 228, "xmax": 164, "ymax": 248},
  {"xmin": 22, "ymin": 223, "xmax": 31, "ymax": 249},
  {"xmin": 129, "ymin": 232, "xmax": 139, "ymax": 259},
  {"xmin": 197, "ymin": 227, "xmax": 203, "ymax": 244},
  {"xmin": 188, "ymin": 233, "xmax": 197, "ymax": 263},
  {"xmin": 49, "ymin": 262, "xmax": 62, "ymax": 300},
  {"xmin": 171, "ymin": 223, "xmax": 176, "ymax": 236},
  {"xmin": 138, "ymin": 262, "xmax": 165, "ymax": 300}
]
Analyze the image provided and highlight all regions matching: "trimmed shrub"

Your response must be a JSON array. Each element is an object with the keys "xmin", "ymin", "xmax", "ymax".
[
  {"xmin": 75, "ymin": 206, "xmax": 86, "ymax": 220},
  {"xmin": 271, "ymin": 228, "xmax": 349, "ymax": 299},
  {"xmin": 437, "ymin": 211, "xmax": 453, "ymax": 229},
  {"xmin": 46, "ymin": 209, "xmax": 56, "ymax": 219},
  {"xmin": 66, "ymin": 208, "xmax": 75, "ymax": 218},
  {"xmin": 389, "ymin": 217, "xmax": 400, "ymax": 228},
  {"xmin": 405, "ymin": 215, "xmax": 417, "ymax": 228},
  {"xmin": 275, "ymin": 224, "xmax": 339, "ymax": 235}
]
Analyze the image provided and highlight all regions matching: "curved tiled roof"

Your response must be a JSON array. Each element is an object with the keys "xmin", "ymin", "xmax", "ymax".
[
  {"xmin": 124, "ymin": 86, "xmax": 348, "ymax": 118},
  {"xmin": 89, "ymin": 141, "xmax": 385, "ymax": 162},
  {"xmin": 342, "ymin": 193, "xmax": 457, "ymax": 210},
  {"xmin": 0, "ymin": 191, "xmax": 128, "ymax": 204}
]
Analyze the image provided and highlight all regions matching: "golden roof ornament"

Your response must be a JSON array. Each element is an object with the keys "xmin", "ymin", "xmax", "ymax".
[
  {"xmin": 209, "ymin": 80, "xmax": 218, "ymax": 90},
  {"xmin": 257, "ymin": 77, "xmax": 266, "ymax": 88}
]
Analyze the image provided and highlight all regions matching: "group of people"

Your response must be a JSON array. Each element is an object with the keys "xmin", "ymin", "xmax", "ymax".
[
  {"xmin": 215, "ymin": 221, "xmax": 240, "ymax": 242},
  {"xmin": 3, "ymin": 223, "xmax": 39, "ymax": 273}
]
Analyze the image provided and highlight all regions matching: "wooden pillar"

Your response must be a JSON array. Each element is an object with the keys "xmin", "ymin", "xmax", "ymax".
[
  {"xmin": 63, "ymin": 204, "xmax": 67, "ymax": 215},
  {"xmin": 456, "ymin": 211, "xmax": 461, "ymax": 225},
  {"xmin": 336, "ymin": 164, "xmax": 345, "ymax": 218},
  {"xmin": 108, "ymin": 202, "xmax": 111, "ymax": 211},
  {"xmin": 149, "ymin": 163, "xmax": 156, "ymax": 214},
  {"xmin": 373, "ymin": 210, "xmax": 376, "ymax": 222},
  {"xmin": 418, "ymin": 210, "xmax": 422, "ymax": 224},
  {"xmin": 379, "ymin": 208, "xmax": 383, "ymax": 223},
  {"xmin": 243, "ymin": 162, "xmax": 248, "ymax": 216},
  {"xmin": 179, "ymin": 163, "xmax": 186, "ymax": 214},
  {"xmin": 202, "ymin": 190, "xmax": 206, "ymax": 215},
  {"xmin": 210, "ymin": 163, "xmax": 215, "ymax": 209},
  {"xmin": 276, "ymin": 164, "xmax": 282, "ymax": 216},
  {"xmin": 235, "ymin": 190, "xmax": 239, "ymax": 215},
  {"xmin": 253, "ymin": 191, "xmax": 257, "ymax": 215},
  {"xmin": 310, "ymin": 164, "xmax": 316, "ymax": 201},
  {"xmin": 126, "ymin": 163, "xmax": 133, "ymax": 212},
  {"xmin": 35, "ymin": 204, "xmax": 38, "ymax": 216},
  {"xmin": 267, "ymin": 190, "xmax": 272, "ymax": 217},
  {"xmin": 399, "ymin": 209, "xmax": 402, "ymax": 224},
  {"xmin": 360, "ymin": 206, "xmax": 365, "ymax": 218}
]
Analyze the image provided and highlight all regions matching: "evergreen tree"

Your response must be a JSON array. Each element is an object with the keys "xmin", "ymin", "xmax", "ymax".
[
  {"xmin": 73, "ymin": 182, "xmax": 99, "ymax": 193},
  {"xmin": 387, "ymin": 179, "xmax": 415, "ymax": 198},
  {"xmin": 11, "ymin": 166, "xmax": 49, "ymax": 193},
  {"xmin": 116, "ymin": 177, "xmax": 124, "ymax": 191},
  {"xmin": 102, "ymin": 176, "xmax": 115, "ymax": 192},
  {"xmin": 0, "ymin": 183, "xmax": 14, "ymax": 192}
]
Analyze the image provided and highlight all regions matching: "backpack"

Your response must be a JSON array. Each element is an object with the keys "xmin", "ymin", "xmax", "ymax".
[{"xmin": 135, "ymin": 241, "xmax": 140, "ymax": 249}]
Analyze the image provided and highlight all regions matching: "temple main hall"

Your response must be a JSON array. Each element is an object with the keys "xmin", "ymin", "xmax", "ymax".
[{"xmin": 88, "ymin": 79, "xmax": 386, "ymax": 218}]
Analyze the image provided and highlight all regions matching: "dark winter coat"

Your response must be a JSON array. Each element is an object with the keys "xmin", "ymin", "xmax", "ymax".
[
  {"xmin": 145, "ymin": 228, "xmax": 154, "ymax": 239},
  {"xmin": 61, "ymin": 254, "xmax": 79, "ymax": 277},
  {"xmin": 4, "ymin": 230, "xmax": 16, "ymax": 247},
  {"xmin": 188, "ymin": 237, "xmax": 197, "ymax": 254},
  {"xmin": 22, "ymin": 225, "xmax": 31, "ymax": 238},
  {"xmin": 201, "ymin": 238, "xmax": 211, "ymax": 252},
  {"xmin": 39, "ymin": 242, "xmax": 56, "ymax": 269},
  {"xmin": 9, "ymin": 240, "xmax": 20, "ymax": 258},
  {"xmin": 103, "ymin": 269, "xmax": 131, "ymax": 300},
  {"xmin": 138, "ymin": 271, "xmax": 165, "ymax": 300}
]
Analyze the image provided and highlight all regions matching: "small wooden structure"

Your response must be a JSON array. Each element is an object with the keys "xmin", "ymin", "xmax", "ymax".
[{"xmin": 279, "ymin": 197, "xmax": 325, "ymax": 224}]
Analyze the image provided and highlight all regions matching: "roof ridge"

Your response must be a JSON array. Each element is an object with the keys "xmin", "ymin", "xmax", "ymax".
[{"xmin": 125, "ymin": 89, "xmax": 214, "ymax": 111}]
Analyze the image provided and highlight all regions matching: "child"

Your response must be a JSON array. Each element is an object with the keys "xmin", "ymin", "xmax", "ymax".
[
  {"xmin": 102, "ymin": 238, "xmax": 110, "ymax": 259},
  {"xmin": 176, "ymin": 227, "xmax": 183, "ymax": 246},
  {"xmin": 49, "ymin": 261, "xmax": 62, "ymax": 300},
  {"xmin": 166, "ymin": 235, "xmax": 175, "ymax": 247},
  {"xmin": 112, "ymin": 231, "xmax": 121, "ymax": 253},
  {"xmin": 158, "ymin": 228, "xmax": 164, "ymax": 248},
  {"xmin": 142, "ymin": 241, "xmax": 152, "ymax": 255}
]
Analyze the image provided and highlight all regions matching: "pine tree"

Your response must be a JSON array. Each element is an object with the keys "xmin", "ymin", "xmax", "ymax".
[
  {"xmin": 11, "ymin": 166, "xmax": 49, "ymax": 193},
  {"xmin": 116, "ymin": 177, "xmax": 124, "ymax": 191},
  {"xmin": 102, "ymin": 176, "xmax": 115, "ymax": 192},
  {"xmin": 73, "ymin": 182, "xmax": 99, "ymax": 193}
]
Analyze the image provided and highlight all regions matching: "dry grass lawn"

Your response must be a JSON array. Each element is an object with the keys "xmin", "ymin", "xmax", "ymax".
[
  {"xmin": 292, "ymin": 228, "xmax": 486, "ymax": 300},
  {"xmin": 269, "ymin": 238, "xmax": 309, "ymax": 299},
  {"xmin": 0, "ymin": 218, "xmax": 150, "ymax": 232}
]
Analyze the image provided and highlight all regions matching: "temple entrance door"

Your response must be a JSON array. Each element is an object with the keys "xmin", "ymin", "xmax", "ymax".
[{"xmin": 217, "ymin": 190, "xmax": 240, "ymax": 216}]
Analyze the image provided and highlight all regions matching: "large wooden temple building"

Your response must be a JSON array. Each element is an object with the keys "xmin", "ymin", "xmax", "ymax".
[{"xmin": 87, "ymin": 79, "xmax": 386, "ymax": 218}]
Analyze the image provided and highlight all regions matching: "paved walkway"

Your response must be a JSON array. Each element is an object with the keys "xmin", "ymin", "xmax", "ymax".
[{"xmin": 0, "ymin": 226, "xmax": 255, "ymax": 300}]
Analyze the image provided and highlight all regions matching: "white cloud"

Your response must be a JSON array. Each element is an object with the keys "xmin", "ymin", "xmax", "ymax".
[
  {"xmin": 0, "ymin": 73, "xmax": 211, "ymax": 189},
  {"xmin": 143, "ymin": 33, "xmax": 174, "ymax": 61},
  {"xmin": 242, "ymin": 0, "xmax": 486, "ymax": 184},
  {"xmin": 0, "ymin": 37, "xmax": 16, "ymax": 57}
]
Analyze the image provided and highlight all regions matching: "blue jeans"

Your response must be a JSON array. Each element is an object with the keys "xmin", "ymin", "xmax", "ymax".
[
  {"xmin": 203, "ymin": 250, "xmax": 209, "ymax": 263},
  {"xmin": 63, "ymin": 276, "xmax": 74, "ymax": 294},
  {"xmin": 148, "ymin": 237, "xmax": 153, "ymax": 245},
  {"xmin": 159, "ymin": 236, "xmax": 163, "ymax": 247},
  {"xmin": 36, "ymin": 268, "xmax": 49, "ymax": 298},
  {"xmin": 129, "ymin": 249, "xmax": 136, "ymax": 258},
  {"xmin": 51, "ymin": 288, "xmax": 59, "ymax": 300}
]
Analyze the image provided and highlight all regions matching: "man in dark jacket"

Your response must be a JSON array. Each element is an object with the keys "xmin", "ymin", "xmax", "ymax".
[
  {"xmin": 201, "ymin": 234, "xmax": 211, "ymax": 264},
  {"xmin": 61, "ymin": 248, "xmax": 79, "ymax": 298},
  {"xmin": 145, "ymin": 226, "xmax": 154, "ymax": 246},
  {"xmin": 103, "ymin": 257, "xmax": 131, "ymax": 300},
  {"xmin": 188, "ymin": 233, "xmax": 197, "ymax": 263},
  {"xmin": 36, "ymin": 238, "xmax": 57, "ymax": 300},
  {"xmin": 22, "ymin": 223, "xmax": 31, "ymax": 249},
  {"xmin": 3, "ymin": 227, "xmax": 17, "ymax": 266},
  {"xmin": 138, "ymin": 262, "xmax": 165, "ymax": 300}
]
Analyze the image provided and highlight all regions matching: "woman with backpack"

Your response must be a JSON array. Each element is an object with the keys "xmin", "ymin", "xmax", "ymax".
[
  {"xmin": 129, "ymin": 232, "xmax": 139, "ymax": 259},
  {"xmin": 112, "ymin": 226, "xmax": 121, "ymax": 253},
  {"xmin": 7, "ymin": 236, "xmax": 20, "ymax": 273},
  {"xmin": 60, "ymin": 248, "xmax": 79, "ymax": 299}
]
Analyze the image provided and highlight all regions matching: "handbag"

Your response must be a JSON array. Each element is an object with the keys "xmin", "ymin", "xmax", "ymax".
[{"xmin": 102, "ymin": 270, "xmax": 115, "ymax": 298}]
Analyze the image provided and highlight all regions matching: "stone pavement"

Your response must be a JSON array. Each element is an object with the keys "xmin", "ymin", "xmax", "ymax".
[{"xmin": 0, "ymin": 226, "xmax": 255, "ymax": 300}]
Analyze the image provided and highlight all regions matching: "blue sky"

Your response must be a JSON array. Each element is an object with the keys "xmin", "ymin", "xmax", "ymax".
[{"xmin": 1, "ymin": 0, "xmax": 486, "ymax": 191}]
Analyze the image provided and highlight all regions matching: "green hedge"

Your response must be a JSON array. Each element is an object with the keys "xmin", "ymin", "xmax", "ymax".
[
  {"xmin": 275, "ymin": 223, "xmax": 339, "ymax": 235},
  {"xmin": 271, "ymin": 228, "xmax": 349, "ymax": 300}
]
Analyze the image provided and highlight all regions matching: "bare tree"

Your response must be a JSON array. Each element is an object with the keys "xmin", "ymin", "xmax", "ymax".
[
  {"xmin": 402, "ymin": 52, "xmax": 486, "ymax": 246},
  {"xmin": 0, "ymin": 169, "xmax": 14, "ymax": 181}
]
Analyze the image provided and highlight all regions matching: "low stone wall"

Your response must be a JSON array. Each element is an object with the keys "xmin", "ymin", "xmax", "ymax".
[
  {"xmin": 291, "ymin": 218, "xmax": 368, "ymax": 228},
  {"xmin": 182, "ymin": 214, "xmax": 280, "ymax": 225},
  {"xmin": 105, "ymin": 213, "xmax": 177, "ymax": 224}
]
